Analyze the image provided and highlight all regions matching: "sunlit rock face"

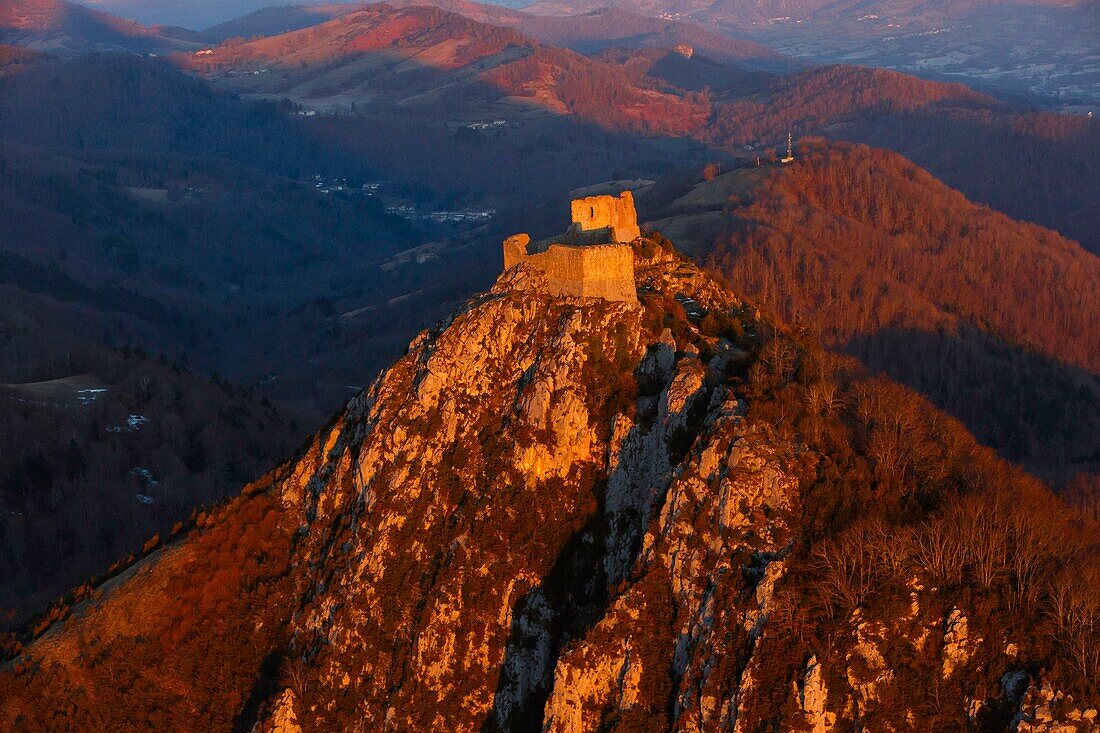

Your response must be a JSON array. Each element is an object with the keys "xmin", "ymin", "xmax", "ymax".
[
  {"xmin": 283, "ymin": 268, "xmax": 646, "ymax": 731},
  {"xmin": 260, "ymin": 241, "xmax": 809, "ymax": 732}
]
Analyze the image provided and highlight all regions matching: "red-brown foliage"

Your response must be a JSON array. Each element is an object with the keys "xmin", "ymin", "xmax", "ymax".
[{"xmin": 705, "ymin": 140, "xmax": 1100, "ymax": 474}]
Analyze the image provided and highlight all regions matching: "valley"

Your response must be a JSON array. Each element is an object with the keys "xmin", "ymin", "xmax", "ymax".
[
  {"xmin": 522, "ymin": 0, "xmax": 1100, "ymax": 105},
  {"xmin": 0, "ymin": 1, "xmax": 1097, "ymax": 728},
  {"xmin": 749, "ymin": 4, "xmax": 1100, "ymax": 108}
]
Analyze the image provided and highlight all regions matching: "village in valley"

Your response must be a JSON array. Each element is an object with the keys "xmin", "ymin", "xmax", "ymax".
[{"xmin": 305, "ymin": 174, "xmax": 496, "ymax": 226}]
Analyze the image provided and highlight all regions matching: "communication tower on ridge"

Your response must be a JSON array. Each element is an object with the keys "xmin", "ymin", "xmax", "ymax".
[{"xmin": 781, "ymin": 131, "xmax": 795, "ymax": 164}]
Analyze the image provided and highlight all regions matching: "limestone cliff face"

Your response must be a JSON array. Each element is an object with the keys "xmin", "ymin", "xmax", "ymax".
[
  {"xmin": 269, "ymin": 245, "xmax": 778, "ymax": 731},
  {"xmin": 279, "ymin": 264, "xmax": 647, "ymax": 730},
  {"xmin": 2, "ymin": 239, "xmax": 1097, "ymax": 733}
]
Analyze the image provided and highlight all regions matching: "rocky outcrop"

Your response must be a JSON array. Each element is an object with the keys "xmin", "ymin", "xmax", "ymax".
[
  {"xmin": 254, "ymin": 690, "xmax": 302, "ymax": 733},
  {"xmin": 942, "ymin": 607, "xmax": 981, "ymax": 678},
  {"xmin": 1016, "ymin": 680, "xmax": 1100, "ymax": 733},
  {"xmin": 800, "ymin": 656, "xmax": 837, "ymax": 733}
]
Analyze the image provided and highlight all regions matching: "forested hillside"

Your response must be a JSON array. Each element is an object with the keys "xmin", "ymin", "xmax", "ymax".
[
  {"xmin": 0, "ymin": 327, "xmax": 298, "ymax": 622},
  {"xmin": 0, "ymin": 0, "xmax": 198, "ymax": 53},
  {"xmin": 693, "ymin": 141, "xmax": 1100, "ymax": 478}
]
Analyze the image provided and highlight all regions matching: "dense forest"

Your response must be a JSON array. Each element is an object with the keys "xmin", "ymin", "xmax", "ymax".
[
  {"xmin": 0, "ymin": 339, "xmax": 298, "ymax": 622},
  {"xmin": 701, "ymin": 63, "xmax": 1100, "ymax": 253},
  {"xmin": 700, "ymin": 141, "xmax": 1100, "ymax": 479},
  {"xmin": 846, "ymin": 107, "xmax": 1100, "ymax": 253},
  {"xmin": 708, "ymin": 64, "xmax": 994, "ymax": 144},
  {"xmin": 0, "ymin": 53, "xmax": 358, "ymax": 177}
]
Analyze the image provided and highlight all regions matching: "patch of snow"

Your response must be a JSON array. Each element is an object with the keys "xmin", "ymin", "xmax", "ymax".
[
  {"xmin": 135, "ymin": 494, "xmax": 154, "ymax": 505},
  {"xmin": 76, "ymin": 388, "xmax": 107, "ymax": 406},
  {"xmin": 131, "ymin": 467, "xmax": 158, "ymax": 487},
  {"xmin": 107, "ymin": 414, "xmax": 148, "ymax": 433}
]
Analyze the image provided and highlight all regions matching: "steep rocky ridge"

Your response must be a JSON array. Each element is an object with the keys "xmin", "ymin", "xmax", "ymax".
[{"xmin": 1, "ymin": 237, "xmax": 1097, "ymax": 731}]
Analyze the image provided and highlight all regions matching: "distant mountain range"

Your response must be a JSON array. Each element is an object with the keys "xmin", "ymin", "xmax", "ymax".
[
  {"xmin": 27, "ymin": 0, "xmax": 1100, "ymax": 107},
  {"xmin": 68, "ymin": 0, "xmax": 1093, "ymax": 31},
  {"xmin": 75, "ymin": 0, "xmax": 370, "ymax": 29},
  {"xmin": 202, "ymin": 2, "xmax": 796, "ymax": 72},
  {"xmin": 171, "ymin": 1, "xmax": 1100, "ymax": 255},
  {"xmin": 519, "ymin": 0, "xmax": 1100, "ymax": 103},
  {"xmin": 527, "ymin": 0, "xmax": 1084, "ymax": 23}
]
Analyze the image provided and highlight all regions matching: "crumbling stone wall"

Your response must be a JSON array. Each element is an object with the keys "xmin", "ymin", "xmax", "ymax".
[
  {"xmin": 504, "ymin": 238, "xmax": 637, "ymax": 303},
  {"xmin": 570, "ymin": 191, "xmax": 641, "ymax": 244},
  {"xmin": 502, "ymin": 191, "xmax": 640, "ymax": 303},
  {"xmin": 537, "ymin": 243, "xmax": 637, "ymax": 302},
  {"xmin": 504, "ymin": 234, "xmax": 532, "ymax": 270}
]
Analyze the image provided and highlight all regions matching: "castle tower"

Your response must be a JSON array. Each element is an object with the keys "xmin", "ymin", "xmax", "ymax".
[
  {"xmin": 569, "ymin": 191, "xmax": 641, "ymax": 243},
  {"xmin": 500, "ymin": 191, "xmax": 639, "ymax": 303}
]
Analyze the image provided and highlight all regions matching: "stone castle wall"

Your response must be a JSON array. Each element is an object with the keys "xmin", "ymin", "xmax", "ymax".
[
  {"xmin": 536, "ymin": 243, "xmax": 637, "ymax": 302},
  {"xmin": 501, "ymin": 191, "xmax": 639, "ymax": 303},
  {"xmin": 570, "ymin": 191, "xmax": 641, "ymax": 244},
  {"xmin": 504, "ymin": 235, "xmax": 637, "ymax": 303}
]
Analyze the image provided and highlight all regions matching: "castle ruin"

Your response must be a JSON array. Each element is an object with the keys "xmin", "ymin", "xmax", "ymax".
[{"xmin": 503, "ymin": 191, "xmax": 639, "ymax": 303}]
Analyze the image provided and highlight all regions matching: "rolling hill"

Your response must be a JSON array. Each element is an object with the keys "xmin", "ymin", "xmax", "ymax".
[
  {"xmin": 468, "ymin": 4, "xmax": 795, "ymax": 72},
  {"xmin": 180, "ymin": 5, "xmax": 1100, "ymax": 254},
  {"xmin": 0, "ymin": 301, "xmax": 300, "ymax": 622},
  {"xmin": 0, "ymin": 0, "xmax": 199, "ymax": 53},
  {"xmin": 180, "ymin": 3, "xmax": 711, "ymax": 138},
  {"xmin": 74, "ymin": 0, "xmax": 351, "ymax": 30},
  {"xmin": 202, "ymin": 1, "xmax": 796, "ymax": 72},
  {"xmin": 640, "ymin": 139, "xmax": 1100, "ymax": 478}
]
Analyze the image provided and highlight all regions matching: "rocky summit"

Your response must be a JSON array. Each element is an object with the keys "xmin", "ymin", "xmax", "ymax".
[{"xmin": 1, "ymin": 235, "xmax": 1097, "ymax": 732}]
